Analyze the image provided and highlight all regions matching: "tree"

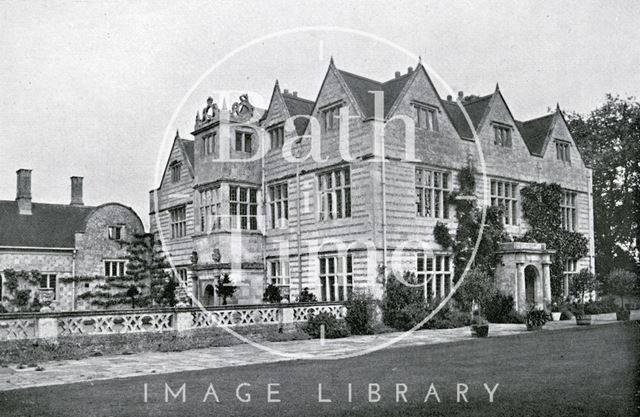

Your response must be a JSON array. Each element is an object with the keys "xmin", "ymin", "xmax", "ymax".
[
  {"xmin": 262, "ymin": 284, "xmax": 282, "ymax": 304},
  {"xmin": 566, "ymin": 95, "xmax": 640, "ymax": 276},
  {"xmin": 126, "ymin": 285, "xmax": 140, "ymax": 309},
  {"xmin": 215, "ymin": 274, "xmax": 236, "ymax": 305},
  {"xmin": 602, "ymin": 269, "xmax": 639, "ymax": 309},
  {"xmin": 570, "ymin": 269, "xmax": 599, "ymax": 303},
  {"xmin": 124, "ymin": 233, "xmax": 172, "ymax": 306},
  {"xmin": 298, "ymin": 287, "xmax": 317, "ymax": 303},
  {"xmin": 456, "ymin": 268, "xmax": 495, "ymax": 315}
]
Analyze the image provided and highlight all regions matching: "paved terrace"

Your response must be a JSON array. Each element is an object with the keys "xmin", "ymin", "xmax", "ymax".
[{"xmin": 0, "ymin": 312, "xmax": 636, "ymax": 392}]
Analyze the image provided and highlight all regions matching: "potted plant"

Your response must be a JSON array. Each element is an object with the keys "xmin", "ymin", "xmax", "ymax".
[
  {"xmin": 573, "ymin": 303, "xmax": 592, "ymax": 325},
  {"xmin": 470, "ymin": 310, "xmax": 489, "ymax": 337},
  {"xmin": 603, "ymin": 269, "xmax": 637, "ymax": 321},
  {"xmin": 525, "ymin": 306, "xmax": 548, "ymax": 331},
  {"xmin": 550, "ymin": 300, "xmax": 561, "ymax": 321}
]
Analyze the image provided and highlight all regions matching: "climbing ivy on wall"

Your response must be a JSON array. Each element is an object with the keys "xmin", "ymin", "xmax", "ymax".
[
  {"xmin": 520, "ymin": 182, "xmax": 589, "ymax": 297},
  {"xmin": 1, "ymin": 269, "xmax": 43, "ymax": 312},
  {"xmin": 432, "ymin": 164, "xmax": 508, "ymax": 309}
]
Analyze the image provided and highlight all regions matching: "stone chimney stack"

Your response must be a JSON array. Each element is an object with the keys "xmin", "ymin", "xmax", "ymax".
[
  {"xmin": 395, "ymin": 71, "xmax": 401, "ymax": 78},
  {"xmin": 16, "ymin": 169, "xmax": 32, "ymax": 215},
  {"xmin": 70, "ymin": 176, "xmax": 84, "ymax": 206}
]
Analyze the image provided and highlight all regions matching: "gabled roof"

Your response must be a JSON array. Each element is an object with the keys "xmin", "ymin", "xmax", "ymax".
[
  {"xmin": 517, "ymin": 113, "xmax": 555, "ymax": 156},
  {"xmin": 282, "ymin": 92, "xmax": 314, "ymax": 135},
  {"xmin": 442, "ymin": 101, "xmax": 474, "ymax": 139},
  {"xmin": 461, "ymin": 94, "xmax": 493, "ymax": 129},
  {"xmin": 0, "ymin": 201, "xmax": 96, "ymax": 248},
  {"xmin": 337, "ymin": 68, "xmax": 413, "ymax": 119},
  {"xmin": 179, "ymin": 139, "xmax": 194, "ymax": 167}
]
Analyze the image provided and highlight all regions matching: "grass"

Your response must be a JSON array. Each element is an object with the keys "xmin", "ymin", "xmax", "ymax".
[{"xmin": 0, "ymin": 322, "xmax": 638, "ymax": 416}]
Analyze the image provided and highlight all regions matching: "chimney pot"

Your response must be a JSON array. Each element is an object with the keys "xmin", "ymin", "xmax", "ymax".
[
  {"xmin": 16, "ymin": 169, "xmax": 32, "ymax": 215},
  {"xmin": 447, "ymin": 95, "xmax": 452, "ymax": 102},
  {"xmin": 292, "ymin": 91, "xmax": 298, "ymax": 97},
  {"xmin": 71, "ymin": 176, "xmax": 84, "ymax": 206},
  {"xmin": 407, "ymin": 66, "xmax": 413, "ymax": 73},
  {"xmin": 283, "ymin": 89, "xmax": 289, "ymax": 95},
  {"xmin": 458, "ymin": 91, "xmax": 464, "ymax": 100},
  {"xmin": 395, "ymin": 71, "xmax": 401, "ymax": 78}
]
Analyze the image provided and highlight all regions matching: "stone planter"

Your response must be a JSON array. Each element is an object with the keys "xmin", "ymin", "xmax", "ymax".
[
  {"xmin": 526, "ymin": 324, "xmax": 544, "ymax": 331},
  {"xmin": 551, "ymin": 312, "xmax": 561, "ymax": 321},
  {"xmin": 470, "ymin": 324, "xmax": 489, "ymax": 338},
  {"xmin": 616, "ymin": 310, "xmax": 630, "ymax": 321},
  {"xmin": 575, "ymin": 315, "xmax": 592, "ymax": 325}
]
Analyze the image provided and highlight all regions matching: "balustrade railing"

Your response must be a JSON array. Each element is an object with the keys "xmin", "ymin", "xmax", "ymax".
[{"xmin": 0, "ymin": 302, "xmax": 345, "ymax": 341}]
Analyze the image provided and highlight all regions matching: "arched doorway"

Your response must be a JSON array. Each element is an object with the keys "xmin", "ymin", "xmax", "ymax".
[
  {"xmin": 524, "ymin": 265, "xmax": 538, "ymax": 307},
  {"xmin": 204, "ymin": 284, "xmax": 215, "ymax": 306}
]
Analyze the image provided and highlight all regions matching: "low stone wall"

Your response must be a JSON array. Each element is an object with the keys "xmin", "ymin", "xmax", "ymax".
[
  {"xmin": 0, "ymin": 322, "xmax": 309, "ymax": 364},
  {"xmin": 0, "ymin": 303, "xmax": 344, "ymax": 364}
]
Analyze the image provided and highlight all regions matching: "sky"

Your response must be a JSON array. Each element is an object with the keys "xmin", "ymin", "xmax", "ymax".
[{"xmin": 1, "ymin": 0, "xmax": 639, "ymax": 228}]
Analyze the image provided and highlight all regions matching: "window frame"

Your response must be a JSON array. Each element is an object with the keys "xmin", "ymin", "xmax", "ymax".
[
  {"xmin": 490, "ymin": 179, "xmax": 519, "ymax": 225},
  {"xmin": 416, "ymin": 253, "xmax": 453, "ymax": 300},
  {"xmin": 493, "ymin": 124, "xmax": 513, "ymax": 147},
  {"xmin": 269, "ymin": 260, "xmax": 290, "ymax": 286},
  {"xmin": 321, "ymin": 104, "xmax": 341, "ymax": 132},
  {"xmin": 39, "ymin": 273, "xmax": 57, "ymax": 299},
  {"xmin": 229, "ymin": 185, "xmax": 258, "ymax": 230},
  {"xmin": 319, "ymin": 254, "xmax": 353, "ymax": 302},
  {"xmin": 108, "ymin": 225, "xmax": 124, "ymax": 241},
  {"xmin": 414, "ymin": 103, "xmax": 439, "ymax": 131},
  {"xmin": 169, "ymin": 206, "xmax": 187, "ymax": 239},
  {"xmin": 104, "ymin": 260, "xmax": 126, "ymax": 277},
  {"xmin": 170, "ymin": 161, "xmax": 182, "ymax": 182},
  {"xmin": 235, "ymin": 130, "xmax": 253, "ymax": 153},
  {"xmin": 415, "ymin": 167, "xmax": 450, "ymax": 219},
  {"xmin": 268, "ymin": 124, "xmax": 285, "ymax": 150},
  {"xmin": 318, "ymin": 167, "xmax": 351, "ymax": 221},
  {"xmin": 556, "ymin": 140, "xmax": 571, "ymax": 163},
  {"xmin": 561, "ymin": 190, "xmax": 577, "ymax": 231},
  {"xmin": 268, "ymin": 182, "xmax": 289, "ymax": 229},
  {"xmin": 199, "ymin": 187, "xmax": 221, "ymax": 233}
]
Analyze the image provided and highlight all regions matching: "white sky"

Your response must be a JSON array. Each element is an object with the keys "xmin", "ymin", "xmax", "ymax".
[{"xmin": 1, "ymin": 0, "xmax": 639, "ymax": 228}]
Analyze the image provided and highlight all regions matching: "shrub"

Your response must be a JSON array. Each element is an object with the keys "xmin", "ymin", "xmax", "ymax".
[
  {"xmin": 303, "ymin": 312, "xmax": 349, "ymax": 339},
  {"xmin": 381, "ymin": 272, "xmax": 425, "ymax": 330},
  {"xmin": 525, "ymin": 307, "xmax": 549, "ymax": 328},
  {"xmin": 298, "ymin": 287, "xmax": 317, "ymax": 303},
  {"xmin": 344, "ymin": 292, "xmax": 374, "ymax": 335},
  {"xmin": 584, "ymin": 298, "xmax": 618, "ymax": 315},
  {"xmin": 263, "ymin": 284, "xmax": 282, "ymax": 304},
  {"xmin": 424, "ymin": 301, "xmax": 471, "ymax": 329},
  {"xmin": 484, "ymin": 292, "xmax": 519, "ymax": 323}
]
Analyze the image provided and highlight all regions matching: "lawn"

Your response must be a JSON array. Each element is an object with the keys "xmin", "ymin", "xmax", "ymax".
[{"xmin": 0, "ymin": 322, "xmax": 638, "ymax": 417}]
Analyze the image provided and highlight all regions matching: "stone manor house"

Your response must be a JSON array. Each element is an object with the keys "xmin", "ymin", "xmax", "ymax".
[
  {"xmin": 0, "ymin": 170, "xmax": 144, "ymax": 311},
  {"xmin": 150, "ymin": 59, "xmax": 595, "ymax": 311}
]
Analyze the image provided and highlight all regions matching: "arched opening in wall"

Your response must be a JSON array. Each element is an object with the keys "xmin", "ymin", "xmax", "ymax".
[
  {"xmin": 524, "ymin": 265, "xmax": 539, "ymax": 307},
  {"xmin": 204, "ymin": 284, "xmax": 215, "ymax": 306}
]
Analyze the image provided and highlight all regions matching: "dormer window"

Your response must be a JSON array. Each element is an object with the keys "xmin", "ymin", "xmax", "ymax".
[
  {"xmin": 269, "ymin": 125, "xmax": 285, "ymax": 150},
  {"xmin": 108, "ymin": 225, "xmax": 124, "ymax": 241},
  {"xmin": 322, "ymin": 104, "xmax": 341, "ymax": 132},
  {"xmin": 415, "ymin": 104, "xmax": 439, "ymax": 131},
  {"xmin": 556, "ymin": 140, "xmax": 571, "ymax": 162},
  {"xmin": 493, "ymin": 124, "xmax": 512, "ymax": 147},
  {"xmin": 235, "ymin": 131, "xmax": 253, "ymax": 153},
  {"xmin": 170, "ymin": 161, "xmax": 181, "ymax": 182}
]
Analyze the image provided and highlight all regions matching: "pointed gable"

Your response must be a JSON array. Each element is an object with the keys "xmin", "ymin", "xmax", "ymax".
[
  {"xmin": 462, "ymin": 94, "xmax": 492, "ymax": 129},
  {"xmin": 282, "ymin": 92, "xmax": 314, "ymax": 136}
]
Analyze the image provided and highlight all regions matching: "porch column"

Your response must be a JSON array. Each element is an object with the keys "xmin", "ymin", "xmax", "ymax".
[
  {"xmin": 431, "ymin": 274, "xmax": 436, "ymax": 300},
  {"xmin": 439, "ymin": 275, "xmax": 445, "ymax": 298},
  {"xmin": 563, "ymin": 274, "xmax": 569, "ymax": 299},
  {"xmin": 516, "ymin": 263, "xmax": 525, "ymax": 312},
  {"xmin": 542, "ymin": 262, "xmax": 552, "ymax": 309}
]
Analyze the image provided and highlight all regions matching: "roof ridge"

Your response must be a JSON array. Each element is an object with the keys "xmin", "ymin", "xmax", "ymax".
[
  {"xmin": 520, "ymin": 112, "xmax": 555, "ymax": 124},
  {"xmin": 462, "ymin": 93, "xmax": 493, "ymax": 106},
  {"xmin": 282, "ymin": 93, "xmax": 314, "ymax": 104},
  {"xmin": 0, "ymin": 200, "xmax": 97, "ymax": 209},
  {"xmin": 382, "ymin": 72, "xmax": 413, "ymax": 85},
  {"xmin": 337, "ymin": 68, "xmax": 383, "ymax": 86}
]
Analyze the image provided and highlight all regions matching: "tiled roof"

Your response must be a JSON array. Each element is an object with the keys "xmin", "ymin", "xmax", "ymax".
[
  {"xmin": 461, "ymin": 95, "xmax": 492, "ymax": 129},
  {"xmin": 282, "ymin": 93, "xmax": 315, "ymax": 135},
  {"xmin": 517, "ymin": 114, "xmax": 555, "ymax": 156},
  {"xmin": 338, "ymin": 69, "xmax": 413, "ymax": 119},
  {"xmin": 0, "ymin": 201, "xmax": 96, "ymax": 248},
  {"xmin": 442, "ymin": 101, "xmax": 474, "ymax": 139},
  {"xmin": 179, "ymin": 139, "xmax": 194, "ymax": 166}
]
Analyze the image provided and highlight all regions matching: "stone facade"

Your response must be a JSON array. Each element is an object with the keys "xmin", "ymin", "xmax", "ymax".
[
  {"xmin": 151, "ymin": 59, "xmax": 595, "ymax": 308},
  {"xmin": 0, "ymin": 172, "xmax": 144, "ymax": 311}
]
